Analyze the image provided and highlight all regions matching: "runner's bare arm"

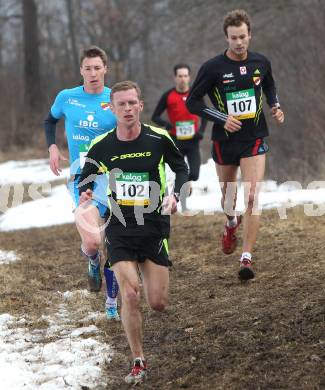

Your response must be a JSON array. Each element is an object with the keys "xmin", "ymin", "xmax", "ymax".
[
  {"xmin": 79, "ymin": 188, "xmax": 93, "ymax": 205},
  {"xmin": 271, "ymin": 105, "xmax": 284, "ymax": 123},
  {"xmin": 48, "ymin": 144, "xmax": 68, "ymax": 176},
  {"xmin": 224, "ymin": 115, "xmax": 242, "ymax": 132},
  {"xmin": 162, "ymin": 194, "xmax": 178, "ymax": 215}
]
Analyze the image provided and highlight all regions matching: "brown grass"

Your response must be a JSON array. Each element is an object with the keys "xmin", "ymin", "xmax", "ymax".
[{"xmin": 0, "ymin": 207, "xmax": 324, "ymax": 389}]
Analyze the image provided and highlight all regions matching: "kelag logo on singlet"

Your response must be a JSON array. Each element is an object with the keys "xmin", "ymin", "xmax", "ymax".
[
  {"xmin": 78, "ymin": 114, "xmax": 99, "ymax": 129},
  {"xmin": 72, "ymin": 134, "xmax": 90, "ymax": 142}
]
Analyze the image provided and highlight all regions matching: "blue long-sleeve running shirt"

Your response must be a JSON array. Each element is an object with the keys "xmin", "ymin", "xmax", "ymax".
[{"xmin": 45, "ymin": 86, "xmax": 117, "ymax": 174}]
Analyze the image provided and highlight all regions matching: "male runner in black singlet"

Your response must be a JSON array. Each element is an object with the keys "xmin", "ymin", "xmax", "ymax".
[{"xmin": 187, "ymin": 9, "xmax": 284, "ymax": 280}]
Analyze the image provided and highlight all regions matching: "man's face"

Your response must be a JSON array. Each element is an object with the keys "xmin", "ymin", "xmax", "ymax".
[
  {"xmin": 226, "ymin": 23, "xmax": 251, "ymax": 59},
  {"xmin": 80, "ymin": 56, "xmax": 107, "ymax": 92},
  {"xmin": 110, "ymin": 88, "xmax": 143, "ymax": 127},
  {"xmin": 175, "ymin": 68, "xmax": 190, "ymax": 90}
]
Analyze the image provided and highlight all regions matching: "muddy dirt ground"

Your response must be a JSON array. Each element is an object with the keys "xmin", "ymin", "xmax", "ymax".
[{"xmin": 0, "ymin": 207, "xmax": 324, "ymax": 389}]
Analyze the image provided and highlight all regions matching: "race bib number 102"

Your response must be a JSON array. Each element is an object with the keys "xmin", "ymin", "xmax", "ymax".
[
  {"xmin": 226, "ymin": 88, "xmax": 256, "ymax": 119},
  {"xmin": 115, "ymin": 172, "xmax": 150, "ymax": 206}
]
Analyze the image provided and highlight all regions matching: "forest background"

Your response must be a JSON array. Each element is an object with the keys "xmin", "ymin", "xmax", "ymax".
[{"xmin": 0, "ymin": 0, "xmax": 324, "ymax": 183}]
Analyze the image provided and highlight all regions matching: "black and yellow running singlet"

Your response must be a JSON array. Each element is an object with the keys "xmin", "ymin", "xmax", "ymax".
[{"xmin": 78, "ymin": 123, "xmax": 188, "ymax": 237}]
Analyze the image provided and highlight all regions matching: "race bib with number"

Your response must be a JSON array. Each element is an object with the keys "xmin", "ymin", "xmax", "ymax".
[
  {"xmin": 176, "ymin": 120, "xmax": 195, "ymax": 140},
  {"xmin": 79, "ymin": 144, "xmax": 89, "ymax": 169},
  {"xmin": 115, "ymin": 172, "xmax": 150, "ymax": 206},
  {"xmin": 226, "ymin": 88, "xmax": 256, "ymax": 119}
]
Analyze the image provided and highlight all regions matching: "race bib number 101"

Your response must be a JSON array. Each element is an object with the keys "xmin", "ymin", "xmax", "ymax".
[
  {"xmin": 115, "ymin": 172, "xmax": 150, "ymax": 206},
  {"xmin": 226, "ymin": 88, "xmax": 256, "ymax": 119}
]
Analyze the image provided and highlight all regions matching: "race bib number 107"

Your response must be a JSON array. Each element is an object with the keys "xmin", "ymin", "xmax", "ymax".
[
  {"xmin": 115, "ymin": 172, "xmax": 150, "ymax": 206},
  {"xmin": 226, "ymin": 88, "xmax": 256, "ymax": 119}
]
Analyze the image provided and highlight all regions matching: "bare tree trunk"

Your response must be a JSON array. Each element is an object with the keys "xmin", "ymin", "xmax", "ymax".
[
  {"xmin": 22, "ymin": 0, "xmax": 41, "ymax": 110},
  {"xmin": 0, "ymin": 29, "xmax": 3, "ymax": 69},
  {"xmin": 65, "ymin": 0, "xmax": 79, "ymax": 74}
]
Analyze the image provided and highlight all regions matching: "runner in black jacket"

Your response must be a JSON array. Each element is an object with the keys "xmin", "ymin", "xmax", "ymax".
[{"xmin": 187, "ymin": 9, "xmax": 284, "ymax": 280}]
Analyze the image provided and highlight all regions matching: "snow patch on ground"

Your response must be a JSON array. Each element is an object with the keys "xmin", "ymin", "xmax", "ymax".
[
  {"xmin": 0, "ymin": 159, "xmax": 69, "ymax": 185},
  {"xmin": 0, "ymin": 250, "xmax": 20, "ymax": 264},
  {"xmin": 0, "ymin": 185, "xmax": 75, "ymax": 231},
  {"xmin": 0, "ymin": 290, "xmax": 112, "ymax": 389}
]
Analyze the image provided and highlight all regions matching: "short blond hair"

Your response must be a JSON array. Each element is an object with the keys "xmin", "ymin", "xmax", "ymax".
[{"xmin": 110, "ymin": 80, "xmax": 142, "ymax": 101}]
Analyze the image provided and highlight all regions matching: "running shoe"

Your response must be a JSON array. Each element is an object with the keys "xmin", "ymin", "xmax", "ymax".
[
  {"xmin": 106, "ymin": 306, "xmax": 120, "ymax": 321},
  {"xmin": 221, "ymin": 215, "xmax": 242, "ymax": 254},
  {"xmin": 125, "ymin": 357, "xmax": 147, "ymax": 384},
  {"xmin": 238, "ymin": 257, "xmax": 255, "ymax": 280},
  {"xmin": 88, "ymin": 260, "xmax": 102, "ymax": 292}
]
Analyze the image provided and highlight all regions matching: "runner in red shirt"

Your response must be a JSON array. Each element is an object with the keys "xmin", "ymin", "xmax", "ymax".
[{"xmin": 152, "ymin": 64, "xmax": 207, "ymax": 212}]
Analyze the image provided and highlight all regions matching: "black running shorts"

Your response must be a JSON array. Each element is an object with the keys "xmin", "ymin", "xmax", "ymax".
[
  {"xmin": 106, "ymin": 236, "xmax": 171, "ymax": 267},
  {"xmin": 212, "ymin": 138, "xmax": 269, "ymax": 166}
]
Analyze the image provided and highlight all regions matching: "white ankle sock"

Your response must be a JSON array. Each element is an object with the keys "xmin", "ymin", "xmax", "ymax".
[
  {"xmin": 105, "ymin": 296, "xmax": 117, "ymax": 308},
  {"xmin": 134, "ymin": 357, "xmax": 146, "ymax": 365},
  {"xmin": 241, "ymin": 252, "xmax": 252, "ymax": 261},
  {"xmin": 227, "ymin": 216, "xmax": 237, "ymax": 228}
]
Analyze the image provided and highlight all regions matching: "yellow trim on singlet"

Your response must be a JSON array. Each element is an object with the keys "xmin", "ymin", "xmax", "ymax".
[
  {"xmin": 146, "ymin": 124, "xmax": 176, "ymax": 145},
  {"xmin": 158, "ymin": 155, "xmax": 166, "ymax": 201},
  {"xmin": 213, "ymin": 88, "xmax": 226, "ymax": 113},
  {"xmin": 145, "ymin": 123, "xmax": 172, "ymax": 207},
  {"xmin": 88, "ymin": 128, "xmax": 115, "ymax": 150},
  {"xmin": 254, "ymin": 94, "xmax": 263, "ymax": 124},
  {"xmin": 163, "ymin": 238, "xmax": 169, "ymax": 254}
]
